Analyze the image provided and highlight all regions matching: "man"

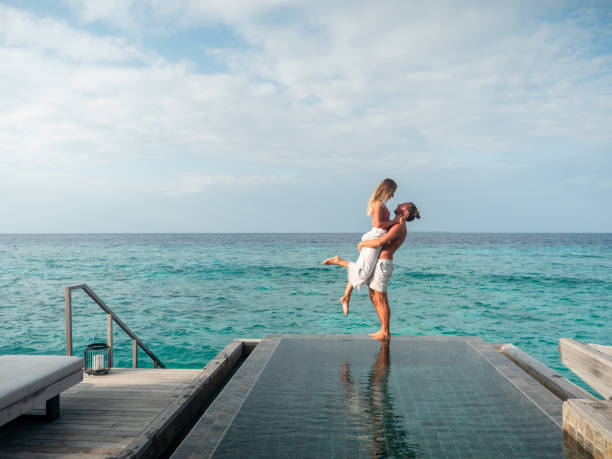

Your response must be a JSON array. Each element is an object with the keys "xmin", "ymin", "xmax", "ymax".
[{"xmin": 357, "ymin": 202, "xmax": 420, "ymax": 340}]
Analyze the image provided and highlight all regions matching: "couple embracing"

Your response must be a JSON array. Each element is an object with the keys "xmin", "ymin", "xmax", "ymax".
[{"xmin": 322, "ymin": 179, "xmax": 420, "ymax": 341}]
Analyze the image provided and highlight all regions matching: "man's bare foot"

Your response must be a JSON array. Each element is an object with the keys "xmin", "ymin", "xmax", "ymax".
[
  {"xmin": 368, "ymin": 330, "xmax": 391, "ymax": 341},
  {"xmin": 340, "ymin": 296, "xmax": 349, "ymax": 315},
  {"xmin": 322, "ymin": 255, "xmax": 340, "ymax": 265}
]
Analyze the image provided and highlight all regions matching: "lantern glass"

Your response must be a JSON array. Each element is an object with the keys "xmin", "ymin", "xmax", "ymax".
[{"xmin": 84, "ymin": 343, "xmax": 110, "ymax": 375}]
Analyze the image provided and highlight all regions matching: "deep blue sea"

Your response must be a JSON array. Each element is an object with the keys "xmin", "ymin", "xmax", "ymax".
[{"xmin": 0, "ymin": 233, "xmax": 610, "ymax": 393}]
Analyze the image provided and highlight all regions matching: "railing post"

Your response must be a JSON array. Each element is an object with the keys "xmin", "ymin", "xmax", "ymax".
[
  {"xmin": 107, "ymin": 313, "xmax": 113, "ymax": 368},
  {"xmin": 132, "ymin": 339, "xmax": 138, "ymax": 368},
  {"xmin": 65, "ymin": 287, "xmax": 72, "ymax": 356},
  {"xmin": 65, "ymin": 284, "xmax": 165, "ymax": 369}
]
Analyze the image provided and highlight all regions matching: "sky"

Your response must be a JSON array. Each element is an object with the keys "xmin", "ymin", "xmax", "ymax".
[{"xmin": 0, "ymin": 0, "xmax": 611, "ymax": 233}]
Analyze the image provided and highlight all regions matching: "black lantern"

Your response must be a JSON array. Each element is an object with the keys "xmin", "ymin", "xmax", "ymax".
[{"xmin": 84, "ymin": 343, "xmax": 110, "ymax": 375}]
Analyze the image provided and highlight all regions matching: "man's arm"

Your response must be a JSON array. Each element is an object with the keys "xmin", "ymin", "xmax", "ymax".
[
  {"xmin": 371, "ymin": 202, "xmax": 399, "ymax": 229},
  {"xmin": 358, "ymin": 220, "xmax": 404, "ymax": 250}
]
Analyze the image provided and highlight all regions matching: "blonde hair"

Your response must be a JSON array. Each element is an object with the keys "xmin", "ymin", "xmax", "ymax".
[{"xmin": 367, "ymin": 178, "xmax": 397, "ymax": 216}]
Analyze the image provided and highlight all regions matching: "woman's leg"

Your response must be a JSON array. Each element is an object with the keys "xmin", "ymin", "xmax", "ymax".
[
  {"xmin": 322, "ymin": 256, "xmax": 353, "ymax": 315},
  {"xmin": 340, "ymin": 282, "xmax": 353, "ymax": 316},
  {"xmin": 321, "ymin": 255, "xmax": 349, "ymax": 268}
]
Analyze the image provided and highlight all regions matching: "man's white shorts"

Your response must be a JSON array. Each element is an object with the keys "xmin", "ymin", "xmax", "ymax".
[{"xmin": 368, "ymin": 259, "xmax": 394, "ymax": 293}]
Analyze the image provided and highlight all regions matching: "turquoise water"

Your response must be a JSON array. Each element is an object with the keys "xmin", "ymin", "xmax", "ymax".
[{"xmin": 0, "ymin": 233, "xmax": 610, "ymax": 393}]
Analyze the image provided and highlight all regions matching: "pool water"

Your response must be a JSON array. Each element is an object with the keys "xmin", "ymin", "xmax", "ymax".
[{"xmin": 212, "ymin": 337, "xmax": 571, "ymax": 458}]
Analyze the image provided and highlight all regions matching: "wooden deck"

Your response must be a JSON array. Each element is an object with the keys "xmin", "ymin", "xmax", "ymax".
[{"xmin": 0, "ymin": 368, "xmax": 202, "ymax": 458}]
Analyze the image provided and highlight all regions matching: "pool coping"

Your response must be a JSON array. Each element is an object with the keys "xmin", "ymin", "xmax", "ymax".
[
  {"xmin": 171, "ymin": 335, "xmax": 282, "ymax": 458},
  {"xmin": 171, "ymin": 334, "xmax": 566, "ymax": 458}
]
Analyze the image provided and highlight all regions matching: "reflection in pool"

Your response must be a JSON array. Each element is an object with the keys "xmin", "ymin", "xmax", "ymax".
[{"xmin": 342, "ymin": 340, "xmax": 420, "ymax": 457}]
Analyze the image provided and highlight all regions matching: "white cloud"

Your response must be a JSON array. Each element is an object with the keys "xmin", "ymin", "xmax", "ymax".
[
  {"xmin": 64, "ymin": 0, "xmax": 293, "ymax": 28},
  {"xmin": 0, "ymin": 5, "xmax": 146, "ymax": 63},
  {"xmin": 53, "ymin": 1, "xmax": 612, "ymax": 161},
  {"xmin": 0, "ymin": 2, "xmax": 611, "ymax": 231},
  {"xmin": 165, "ymin": 173, "xmax": 292, "ymax": 196}
]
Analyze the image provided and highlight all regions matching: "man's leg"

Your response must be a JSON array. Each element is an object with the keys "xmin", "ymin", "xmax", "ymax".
[
  {"xmin": 368, "ymin": 287, "xmax": 382, "ymax": 322},
  {"xmin": 368, "ymin": 288, "xmax": 391, "ymax": 340},
  {"xmin": 377, "ymin": 290, "xmax": 391, "ymax": 337}
]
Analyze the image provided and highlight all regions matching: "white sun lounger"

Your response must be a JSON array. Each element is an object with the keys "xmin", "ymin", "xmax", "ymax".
[{"xmin": 0, "ymin": 355, "xmax": 83, "ymax": 426}]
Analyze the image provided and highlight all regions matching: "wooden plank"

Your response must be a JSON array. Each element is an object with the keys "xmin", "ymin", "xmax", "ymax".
[
  {"xmin": 171, "ymin": 336, "xmax": 281, "ymax": 458},
  {"xmin": 12, "ymin": 421, "xmax": 146, "ymax": 432},
  {"xmin": 4, "ymin": 438, "xmax": 132, "ymax": 448},
  {"xmin": 62, "ymin": 388, "xmax": 185, "ymax": 396},
  {"xmin": 60, "ymin": 394, "xmax": 176, "ymax": 402},
  {"xmin": 590, "ymin": 343, "xmax": 612, "ymax": 357},
  {"xmin": 559, "ymin": 338, "xmax": 612, "ymax": 399},
  {"xmin": 54, "ymin": 405, "xmax": 164, "ymax": 412},
  {"xmin": 77, "ymin": 376, "xmax": 200, "ymax": 383},
  {"xmin": 66, "ymin": 395, "xmax": 181, "ymax": 402},
  {"xmin": 118, "ymin": 339, "xmax": 247, "ymax": 459},
  {"xmin": 65, "ymin": 390, "xmax": 187, "ymax": 398},
  {"xmin": 23, "ymin": 410, "xmax": 154, "ymax": 420},
  {"xmin": 73, "ymin": 385, "xmax": 197, "ymax": 391},
  {"xmin": 59, "ymin": 397, "xmax": 174, "ymax": 405},
  {"xmin": 9, "ymin": 414, "xmax": 151, "ymax": 427},
  {"xmin": 4, "ymin": 432, "xmax": 135, "ymax": 443},
  {"xmin": 0, "ymin": 366, "xmax": 203, "ymax": 458},
  {"xmin": 79, "ymin": 373, "xmax": 201, "ymax": 380},
  {"xmin": 498, "ymin": 343, "xmax": 594, "ymax": 400},
  {"xmin": 71, "ymin": 382, "xmax": 196, "ymax": 389},
  {"xmin": 0, "ymin": 445, "xmax": 124, "ymax": 458}
]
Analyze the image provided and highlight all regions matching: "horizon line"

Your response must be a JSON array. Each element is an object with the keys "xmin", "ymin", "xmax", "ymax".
[{"xmin": 1, "ymin": 231, "xmax": 611, "ymax": 235}]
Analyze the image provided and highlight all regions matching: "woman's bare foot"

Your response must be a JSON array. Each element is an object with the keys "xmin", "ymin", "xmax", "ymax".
[
  {"xmin": 340, "ymin": 296, "xmax": 349, "ymax": 315},
  {"xmin": 322, "ymin": 255, "xmax": 341, "ymax": 265},
  {"xmin": 368, "ymin": 330, "xmax": 390, "ymax": 341}
]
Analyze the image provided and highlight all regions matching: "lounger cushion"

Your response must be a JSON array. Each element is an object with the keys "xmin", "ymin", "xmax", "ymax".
[{"xmin": 0, "ymin": 355, "xmax": 83, "ymax": 410}]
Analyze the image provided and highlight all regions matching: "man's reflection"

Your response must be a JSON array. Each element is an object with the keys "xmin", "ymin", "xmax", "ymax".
[{"xmin": 342, "ymin": 341, "xmax": 419, "ymax": 458}]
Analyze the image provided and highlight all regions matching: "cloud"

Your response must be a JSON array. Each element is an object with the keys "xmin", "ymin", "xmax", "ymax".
[
  {"xmin": 0, "ymin": 2, "xmax": 611, "ymax": 231},
  {"xmin": 52, "ymin": 1, "xmax": 612, "ymax": 163},
  {"xmin": 164, "ymin": 173, "xmax": 293, "ymax": 195},
  {"xmin": 0, "ymin": 5, "xmax": 146, "ymax": 63},
  {"xmin": 63, "ymin": 0, "xmax": 293, "ymax": 28}
]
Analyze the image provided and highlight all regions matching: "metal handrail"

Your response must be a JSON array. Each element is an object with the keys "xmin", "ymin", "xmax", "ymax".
[{"xmin": 65, "ymin": 284, "xmax": 166, "ymax": 369}]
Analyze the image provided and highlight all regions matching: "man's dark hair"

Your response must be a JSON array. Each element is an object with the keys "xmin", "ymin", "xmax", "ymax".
[{"xmin": 405, "ymin": 202, "xmax": 421, "ymax": 222}]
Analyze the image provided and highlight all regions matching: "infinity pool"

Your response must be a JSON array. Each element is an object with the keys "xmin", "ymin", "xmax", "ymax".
[{"xmin": 173, "ymin": 335, "xmax": 586, "ymax": 458}]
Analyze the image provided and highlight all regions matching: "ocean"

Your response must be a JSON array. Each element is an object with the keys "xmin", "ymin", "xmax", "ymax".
[{"xmin": 0, "ymin": 233, "xmax": 610, "ymax": 394}]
